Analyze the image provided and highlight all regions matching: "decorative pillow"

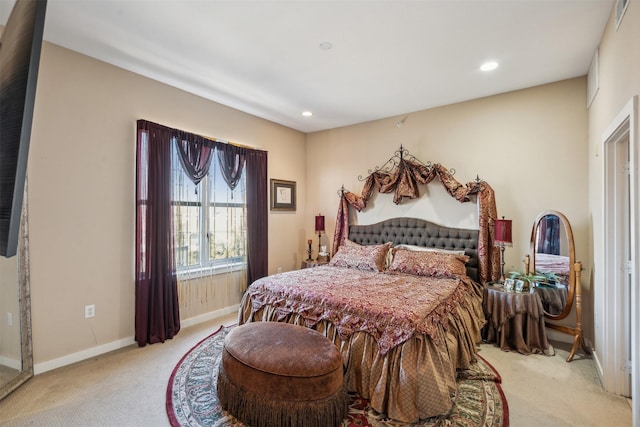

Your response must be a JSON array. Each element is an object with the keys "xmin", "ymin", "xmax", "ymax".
[
  {"xmin": 388, "ymin": 248, "xmax": 469, "ymax": 278},
  {"xmin": 329, "ymin": 242, "xmax": 392, "ymax": 272},
  {"xmin": 393, "ymin": 243, "xmax": 466, "ymax": 256},
  {"xmin": 344, "ymin": 239, "xmax": 395, "ymax": 268}
]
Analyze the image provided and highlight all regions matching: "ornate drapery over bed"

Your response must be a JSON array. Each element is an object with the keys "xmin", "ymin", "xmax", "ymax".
[{"xmin": 333, "ymin": 147, "xmax": 500, "ymax": 284}]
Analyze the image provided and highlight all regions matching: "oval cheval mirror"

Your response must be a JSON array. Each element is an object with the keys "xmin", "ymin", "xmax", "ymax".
[{"xmin": 528, "ymin": 210, "xmax": 590, "ymax": 362}]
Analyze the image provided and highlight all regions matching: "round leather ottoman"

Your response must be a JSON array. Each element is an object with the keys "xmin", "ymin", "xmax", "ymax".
[{"xmin": 217, "ymin": 321, "xmax": 348, "ymax": 427}]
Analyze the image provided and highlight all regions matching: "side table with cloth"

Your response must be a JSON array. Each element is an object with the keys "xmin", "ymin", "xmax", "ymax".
[{"xmin": 482, "ymin": 284, "xmax": 554, "ymax": 356}]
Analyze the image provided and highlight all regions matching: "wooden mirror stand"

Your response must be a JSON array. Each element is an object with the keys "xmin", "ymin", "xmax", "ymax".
[
  {"xmin": 545, "ymin": 261, "xmax": 589, "ymax": 362},
  {"xmin": 528, "ymin": 210, "xmax": 590, "ymax": 362}
]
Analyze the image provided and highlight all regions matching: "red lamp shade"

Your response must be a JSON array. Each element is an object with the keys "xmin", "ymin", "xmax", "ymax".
[
  {"xmin": 494, "ymin": 217, "xmax": 512, "ymax": 247},
  {"xmin": 315, "ymin": 215, "xmax": 325, "ymax": 233}
]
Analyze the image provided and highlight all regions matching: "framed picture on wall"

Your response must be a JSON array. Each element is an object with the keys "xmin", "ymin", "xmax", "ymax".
[{"xmin": 270, "ymin": 179, "xmax": 296, "ymax": 211}]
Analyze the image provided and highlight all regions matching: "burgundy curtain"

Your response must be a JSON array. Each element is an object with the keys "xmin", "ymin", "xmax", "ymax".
[
  {"xmin": 245, "ymin": 149, "xmax": 268, "ymax": 287},
  {"xmin": 537, "ymin": 215, "xmax": 560, "ymax": 255},
  {"xmin": 135, "ymin": 120, "xmax": 180, "ymax": 346},
  {"xmin": 217, "ymin": 144, "xmax": 247, "ymax": 191},
  {"xmin": 136, "ymin": 119, "xmax": 267, "ymax": 331},
  {"xmin": 175, "ymin": 131, "xmax": 214, "ymax": 185},
  {"xmin": 217, "ymin": 143, "xmax": 266, "ymax": 288}
]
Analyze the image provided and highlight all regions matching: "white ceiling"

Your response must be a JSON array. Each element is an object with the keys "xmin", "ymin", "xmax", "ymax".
[{"xmin": 1, "ymin": 0, "xmax": 613, "ymax": 133}]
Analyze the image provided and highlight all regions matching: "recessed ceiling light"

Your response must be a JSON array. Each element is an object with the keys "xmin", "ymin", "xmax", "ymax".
[
  {"xmin": 302, "ymin": 111, "xmax": 313, "ymax": 117},
  {"xmin": 480, "ymin": 61, "xmax": 499, "ymax": 72}
]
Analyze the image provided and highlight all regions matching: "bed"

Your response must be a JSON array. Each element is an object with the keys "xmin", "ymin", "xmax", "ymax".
[{"xmin": 238, "ymin": 217, "xmax": 486, "ymax": 423}]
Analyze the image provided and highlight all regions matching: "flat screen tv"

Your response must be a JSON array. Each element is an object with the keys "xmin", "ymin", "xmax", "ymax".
[{"xmin": 0, "ymin": 0, "xmax": 47, "ymax": 257}]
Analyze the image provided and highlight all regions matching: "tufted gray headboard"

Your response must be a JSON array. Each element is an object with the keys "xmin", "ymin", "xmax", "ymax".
[{"xmin": 348, "ymin": 217, "xmax": 479, "ymax": 282}]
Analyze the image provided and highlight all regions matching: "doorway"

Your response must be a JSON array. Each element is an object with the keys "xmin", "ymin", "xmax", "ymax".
[{"xmin": 602, "ymin": 96, "xmax": 637, "ymax": 421}]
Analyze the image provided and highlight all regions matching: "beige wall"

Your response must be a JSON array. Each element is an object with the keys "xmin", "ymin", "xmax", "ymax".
[
  {"xmin": 586, "ymin": 0, "xmax": 639, "ymax": 385},
  {"xmin": 21, "ymin": 3, "xmax": 637, "ymax": 373},
  {"xmin": 306, "ymin": 77, "xmax": 590, "ymax": 335},
  {"xmin": 27, "ymin": 43, "xmax": 306, "ymax": 367}
]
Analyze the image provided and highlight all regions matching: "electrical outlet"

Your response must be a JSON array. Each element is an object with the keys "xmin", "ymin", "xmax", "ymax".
[
  {"xmin": 85, "ymin": 304, "xmax": 95, "ymax": 319},
  {"xmin": 7, "ymin": 312, "xmax": 12, "ymax": 326}
]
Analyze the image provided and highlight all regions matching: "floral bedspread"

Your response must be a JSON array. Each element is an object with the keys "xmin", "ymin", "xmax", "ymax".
[{"xmin": 246, "ymin": 266, "xmax": 477, "ymax": 355}]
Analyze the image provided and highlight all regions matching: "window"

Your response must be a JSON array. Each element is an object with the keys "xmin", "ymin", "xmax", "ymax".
[{"xmin": 171, "ymin": 140, "xmax": 246, "ymax": 275}]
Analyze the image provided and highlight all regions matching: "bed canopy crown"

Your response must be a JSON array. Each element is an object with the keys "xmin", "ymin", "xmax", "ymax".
[{"xmin": 333, "ymin": 145, "xmax": 500, "ymax": 283}]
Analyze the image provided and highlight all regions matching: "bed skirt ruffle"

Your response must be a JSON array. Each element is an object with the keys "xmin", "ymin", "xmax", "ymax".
[{"xmin": 238, "ymin": 290, "xmax": 485, "ymax": 423}]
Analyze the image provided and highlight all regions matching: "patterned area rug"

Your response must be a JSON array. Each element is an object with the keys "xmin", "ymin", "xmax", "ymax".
[{"xmin": 167, "ymin": 326, "xmax": 508, "ymax": 427}]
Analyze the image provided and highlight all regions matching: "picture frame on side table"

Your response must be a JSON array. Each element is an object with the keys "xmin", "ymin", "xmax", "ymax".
[
  {"xmin": 503, "ymin": 278, "xmax": 515, "ymax": 291},
  {"xmin": 270, "ymin": 179, "xmax": 296, "ymax": 211}
]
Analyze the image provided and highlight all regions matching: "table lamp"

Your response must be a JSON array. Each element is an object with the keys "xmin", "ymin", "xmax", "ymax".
[{"xmin": 494, "ymin": 216, "xmax": 512, "ymax": 283}]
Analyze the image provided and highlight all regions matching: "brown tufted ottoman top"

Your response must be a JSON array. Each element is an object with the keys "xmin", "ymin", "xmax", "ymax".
[
  {"xmin": 222, "ymin": 321, "xmax": 343, "ymax": 400},
  {"xmin": 217, "ymin": 321, "xmax": 348, "ymax": 426}
]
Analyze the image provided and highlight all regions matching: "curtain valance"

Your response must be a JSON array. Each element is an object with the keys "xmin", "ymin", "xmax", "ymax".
[{"xmin": 138, "ymin": 120, "xmax": 250, "ymax": 192}]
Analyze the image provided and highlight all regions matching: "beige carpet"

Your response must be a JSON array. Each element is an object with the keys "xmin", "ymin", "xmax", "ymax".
[
  {"xmin": 478, "ymin": 341, "xmax": 632, "ymax": 426},
  {"xmin": 0, "ymin": 314, "xmax": 632, "ymax": 426}
]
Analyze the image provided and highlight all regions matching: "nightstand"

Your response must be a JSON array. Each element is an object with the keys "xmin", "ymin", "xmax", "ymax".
[{"xmin": 300, "ymin": 259, "xmax": 328, "ymax": 269}]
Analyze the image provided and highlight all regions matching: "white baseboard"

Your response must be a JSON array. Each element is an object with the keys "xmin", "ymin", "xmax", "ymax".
[
  {"xmin": 0, "ymin": 355, "xmax": 21, "ymax": 371},
  {"xmin": 547, "ymin": 329, "xmax": 573, "ymax": 344},
  {"xmin": 180, "ymin": 305, "xmax": 239, "ymax": 329},
  {"xmin": 592, "ymin": 349, "xmax": 605, "ymax": 386},
  {"xmin": 34, "ymin": 305, "xmax": 239, "ymax": 375},
  {"xmin": 34, "ymin": 335, "xmax": 136, "ymax": 375}
]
